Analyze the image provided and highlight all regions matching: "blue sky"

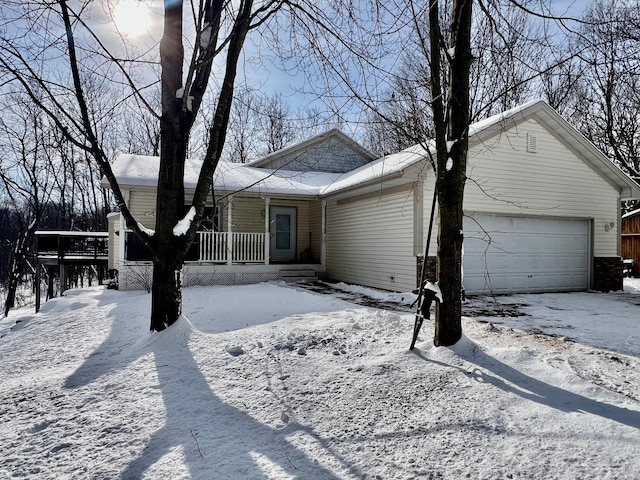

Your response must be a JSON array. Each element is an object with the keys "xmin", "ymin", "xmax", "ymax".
[{"xmin": 0, "ymin": 0, "xmax": 597, "ymax": 140}]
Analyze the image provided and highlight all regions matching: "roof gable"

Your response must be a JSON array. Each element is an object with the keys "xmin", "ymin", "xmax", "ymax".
[
  {"xmin": 468, "ymin": 100, "xmax": 640, "ymax": 199},
  {"xmin": 247, "ymin": 129, "xmax": 375, "ymax": 173}
]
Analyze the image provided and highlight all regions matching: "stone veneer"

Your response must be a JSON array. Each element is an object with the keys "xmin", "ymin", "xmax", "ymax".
[{"xmin": 594, "ymin": 257, "xmax": 624, "ymax": 292}]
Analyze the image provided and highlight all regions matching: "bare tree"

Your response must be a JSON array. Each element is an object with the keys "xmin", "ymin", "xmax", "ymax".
[
  {"xmin": 223, "ymin": 86, "xmax": 262, "ymax": 163},
  {"xmin": 424, "ymin": 0, "xmax": 473, "ymax": 346},
  {"xmin": 575, "ymin": 0, "xmax": 640, "ymax": 181},
  {"xmin": 1, "ymin": 0, "xmax": 360, "ymax": 331},
  {"xmin": 259, "ymin": 92, "xmax": 297, "ymax": 153},
  {"xmin": 0, "ymin": 96, "xmax": 56, "ymax": 316}
]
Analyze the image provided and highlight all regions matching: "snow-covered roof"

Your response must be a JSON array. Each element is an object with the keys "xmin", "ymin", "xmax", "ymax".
[
  {"xmin": 105, "ymin": 143, "xmax": 431, "ymax": 198},
  {"xmin": 103, "ymin": 100, "xmax": 640, "ymax": 199},
  {"xmin": 104, "ymin": 154, "xmax": 344, "ymax": 196},
  {"xmin": 214, "ymin": 161, "xmax": 342, "ymax": 196},
  {"xmin": 319, "ymin": 144, "xmax": 430, "ymax": 195}
]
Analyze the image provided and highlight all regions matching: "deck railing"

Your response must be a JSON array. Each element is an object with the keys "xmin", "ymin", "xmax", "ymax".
[
  {"xmin": 197, "ymin": 232, "xmax": 265, "ymax": 263},
  {"xmin": 36, "ymin": 231, "xmax": 109, "ymax": 260}
]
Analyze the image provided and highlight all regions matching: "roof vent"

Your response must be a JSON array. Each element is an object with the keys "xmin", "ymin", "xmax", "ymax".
[{"xmin": 526, "ymin": 133, "xmax": 538, "ymax": 153}]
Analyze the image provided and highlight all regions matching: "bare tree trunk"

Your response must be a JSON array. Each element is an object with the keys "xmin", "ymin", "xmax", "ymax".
[
  {"xmin": 151, "ymin": 248, "xmax": 184, "ymax": 330},
  {"xmin": 150, "ymin": 123, "xmax": 188, "ymax": 330},
  {"xmin": 148, "ymin": 0, "xmax": 189, "ymax": 331},
  {"xmin": 432, "ymin": 0, "xmax": 473, "ymax": 346},
  {"xmin": 4, "ymin": 220, "xmax": 37, "ymax": 317}
]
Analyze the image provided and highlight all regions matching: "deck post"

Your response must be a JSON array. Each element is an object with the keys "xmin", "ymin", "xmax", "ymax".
[
  {"xmin": 264, "ymin": 196, "xmax": 270, "ymax": 265},
  {"xmin": 47, "ymin": 266, "xmax": 55, "ymax": 299},
  {"xmin": 60, "ymin": 264, "xmax": 67, "ymax": 295},
  {"xmin": 35, "ymin": 263, "xmax": 41, "ymax": 313}
]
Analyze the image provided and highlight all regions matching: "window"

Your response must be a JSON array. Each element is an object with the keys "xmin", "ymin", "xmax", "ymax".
[
  {"xmin": 125, "ymin": 232, "xmax": 153, "ymax": 261},
  {"xmin": 186, "ymin": 204, "xmax": 221, "ymax": 232}
]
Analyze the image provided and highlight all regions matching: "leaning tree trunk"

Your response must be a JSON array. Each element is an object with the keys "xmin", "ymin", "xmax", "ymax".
[{"xmin": 432, "ymin": 0, "xmax": 473, "ymax": 346}]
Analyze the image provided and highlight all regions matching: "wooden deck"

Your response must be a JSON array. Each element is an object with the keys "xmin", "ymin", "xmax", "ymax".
[{"xmin": 35, "ymin": 231, "xmax": 109, "ymax": 312}]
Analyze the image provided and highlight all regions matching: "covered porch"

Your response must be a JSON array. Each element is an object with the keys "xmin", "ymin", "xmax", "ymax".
[
  {"xmin": 117, "ymin": 195, "xmax": 327, "ymax": 290},
  {"xmin": 181, "ymin": 194, "xmax": 325, "ymax": 266}
]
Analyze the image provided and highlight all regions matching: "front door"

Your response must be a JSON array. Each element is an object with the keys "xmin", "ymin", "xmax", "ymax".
[{"xmin": 270, "ymin": 207, "xmax": 297, "ymax": 261}]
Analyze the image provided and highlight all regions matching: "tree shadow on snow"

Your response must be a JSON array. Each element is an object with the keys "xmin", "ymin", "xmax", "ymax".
[
  {"xmin": 63, "ymin": 296, "xmax": 356, "ymax": 479},
  {"xmin": 118, "ymin": 321, "xmax": 349, "ymax": 479},
  {"xmin": 413, "ymin": 337, "xmax": 640, "ymax": 430}
]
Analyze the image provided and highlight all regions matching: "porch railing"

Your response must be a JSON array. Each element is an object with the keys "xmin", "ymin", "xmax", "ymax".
[{"xmin": 197, "ymin": 232, "xmax": 265, "ymax": 263}]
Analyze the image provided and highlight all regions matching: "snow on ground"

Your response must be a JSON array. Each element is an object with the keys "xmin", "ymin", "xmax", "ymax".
[{"xmin": 1, "ymin": 280, "xmax": 639, "ymax": 479}]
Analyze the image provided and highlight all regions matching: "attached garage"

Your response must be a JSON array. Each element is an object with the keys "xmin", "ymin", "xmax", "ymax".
[
  {"xmin": 463, "ymin": 214, "xmax": 590, "ymax": 294},
  {"xmin": 320, "ymin": 101, "xmax": 639, "ymax": 294}
]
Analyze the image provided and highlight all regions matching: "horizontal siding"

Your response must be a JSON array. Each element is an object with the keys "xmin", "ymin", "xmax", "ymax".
[
  {"xmin": 128, "ymin": 190, "xmax": 216, "ymax": 230},
  {"xmin": 271, "ymin": 199, "xmax": 312, "ymax": 252},
  {"xmin": 326, "ymin": 187, "xmax": 416, "ymax": 292},
  {"xmin": 228, "ymin": 197, "xmax": 264, "ymax": 233},
  {"xmin": 463, "ymin": 118, "xmax": 620, "ymax": 257},
  {"xmin": 224, "ymin": 197, "xmax": 316, "ymax": 256},
  {"xmin": 128, "ymin": 190, "xmax": 157, "ymax": 229},
  {"xmin": 126, "ymin": 192, "xmax": 316, "ymax": 258},
  {"xmin": 108, "ymin": 215, "xmax": 120, "ymax": 270},
  {"xmin": 422, "ymin": 171, "xmax": 439, "ymax": 257}
]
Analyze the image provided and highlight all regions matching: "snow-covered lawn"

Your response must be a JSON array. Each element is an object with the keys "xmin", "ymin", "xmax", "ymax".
[{"xmin": 1, "ymin": 280, "xmax": 639, "ymax": 479}]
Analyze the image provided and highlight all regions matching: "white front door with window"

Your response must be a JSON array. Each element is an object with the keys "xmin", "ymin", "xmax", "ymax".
[{"xmin": 270, "ymin": 207, "xmax": 297, "ymax": 261}]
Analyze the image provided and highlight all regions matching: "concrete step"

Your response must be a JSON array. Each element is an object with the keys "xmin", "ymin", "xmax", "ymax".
[{"xmin": 279, "ymin": 269, "xmax": 317, "ymax": 283}]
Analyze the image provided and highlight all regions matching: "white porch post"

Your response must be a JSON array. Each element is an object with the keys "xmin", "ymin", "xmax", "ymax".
[
  {"xmin": 119, "ymin": 191, "xmax": 129, "ymax": 265},
  {"xmin": 321, "ymin": 199, "xmax": 327, "ymax": 266},
  {"xmin": 227, "ymin": 196, "xmax": 233, "ymax": 265},
  {"xmin": 264, "ymin": 196, "xmax": 270, "ymax": 265}
]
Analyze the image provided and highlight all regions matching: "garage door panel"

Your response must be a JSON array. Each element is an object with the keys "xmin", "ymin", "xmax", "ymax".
[{"xmin": 463, "ymin": 215, "xmax": 589, "ymax": 294}]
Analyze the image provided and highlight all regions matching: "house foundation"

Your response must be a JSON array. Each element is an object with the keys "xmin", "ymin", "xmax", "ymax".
[{"xmin": 593, "ymin": 257, "xmax": 624, "ymax": 292}]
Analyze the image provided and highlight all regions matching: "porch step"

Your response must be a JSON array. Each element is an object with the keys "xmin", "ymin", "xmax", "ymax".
[{"xmin": 279, "ymin": 269, "xmax": 318, "ymax": 283}]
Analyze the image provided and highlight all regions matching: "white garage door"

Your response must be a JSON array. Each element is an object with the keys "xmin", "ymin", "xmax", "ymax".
[{"xmin": 463, "ymin": 214, "xmax": 590, "ymax": 294}]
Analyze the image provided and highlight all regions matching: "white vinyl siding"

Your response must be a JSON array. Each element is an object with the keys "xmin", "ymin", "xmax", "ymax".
[
  {"xmin": 128, "ymin": 190, "xmax": 157, "ymax": 229},
  {"xmin": 107, "ymin": 214, "xmax": 120, "ymax": 270},
  {"xmin": 464, "ymin": 118, "xmax": 620, "ymax": 257},
  {"xmin": 422, "ymin": 174, "xmax": 439, "ymax": 257},
  {"xmin": 326, "ymin": 186, "xmax": 416, "ymax": 291},
  {"xmin": 227, "ymin": 197, "xmax": 263, "ymax": 233}
]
